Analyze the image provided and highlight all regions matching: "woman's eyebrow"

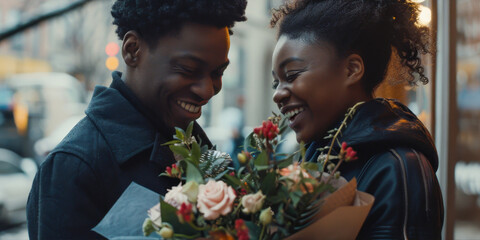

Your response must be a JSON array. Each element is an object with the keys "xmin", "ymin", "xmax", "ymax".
[{"xmin": 279, "ymin": 57, "xmax": 304, "ymax": 70}]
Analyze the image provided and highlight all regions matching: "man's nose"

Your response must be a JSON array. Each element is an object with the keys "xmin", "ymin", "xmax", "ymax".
[{"xmin": 192, "ymin": 76, "xmax": 216, "ymax": 101}]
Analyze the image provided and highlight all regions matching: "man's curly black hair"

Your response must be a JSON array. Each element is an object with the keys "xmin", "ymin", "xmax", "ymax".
[
  {"xmin": 271, "ymin": 0, "xmax": 431, "ymax": 93},
  {"xmin": 111, "ymin": 0, "xmax": 247, "ymax": 47}
]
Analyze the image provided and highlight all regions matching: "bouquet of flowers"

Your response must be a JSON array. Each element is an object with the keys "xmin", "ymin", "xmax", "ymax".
[{"xmin": 142, "ymin": 103, "xmax": 374, "ymax": 240}]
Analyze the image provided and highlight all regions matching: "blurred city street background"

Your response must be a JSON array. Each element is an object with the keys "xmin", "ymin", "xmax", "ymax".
[{"xmin": 1, "ymin": 0, "xmax": 480, "ymax": 239}]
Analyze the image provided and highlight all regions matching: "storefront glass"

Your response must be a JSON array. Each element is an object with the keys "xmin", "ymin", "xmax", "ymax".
[{"xmin": 455, "ymin": 0, "xmax": 480, "ymax": 237}]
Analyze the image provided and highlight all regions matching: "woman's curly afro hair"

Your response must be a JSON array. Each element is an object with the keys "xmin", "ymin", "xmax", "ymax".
[
  {"xmin": 271, "ymin": 0, "xmax": 431, "ymax": 93},
  {"xmin": 111, "ymin": 0, "xmax": 247, "ymax": 46}
]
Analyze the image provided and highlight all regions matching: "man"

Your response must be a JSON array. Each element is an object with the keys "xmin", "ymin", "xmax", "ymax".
[{"xmin": 27, "ymin": 0, "xmax": 247, "ymax": 239}]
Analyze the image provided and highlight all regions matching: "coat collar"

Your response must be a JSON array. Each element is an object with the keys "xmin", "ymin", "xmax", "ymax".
[
  {"xmin": 85, "ymin": 85, "xmax": 157, "ymax": 165},
  {"xmin": 306, "ymin": 98, "xmax": 438, "ymax": 170},
  {"xmin": 85, "ymin": 83, "xmax": 213, "ymax": 166}
]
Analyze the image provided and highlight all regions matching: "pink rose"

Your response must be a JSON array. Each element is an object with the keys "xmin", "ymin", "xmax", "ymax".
[
  {"xmin": 164, "ymin": 183, "xmax": 189, "ymax": 209},
  {"xmin": 197, "ymin": 179, "xmax": 236, "ymax": 220},
  {"xmin": 279, "ymin": 163, "xmax": 315, "ymax": 193}
]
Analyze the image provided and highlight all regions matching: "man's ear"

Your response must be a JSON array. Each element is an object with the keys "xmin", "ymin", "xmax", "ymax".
[
  {"xmin": 122, "ymin": 31, "xmax": 142, "ymax": 67},
  {"xmin": 344, "ymin": 53, "xmax": 364, "ymax": 86}
]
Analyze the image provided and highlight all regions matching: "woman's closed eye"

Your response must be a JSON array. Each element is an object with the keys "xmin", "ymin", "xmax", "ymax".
[
  {"xmin": 272, "ymin": 69, "xmax": 305, "ymax": 89},
  {"xmin": 285, "ymin": 70, "xmax": 303, "ymax": 82}
]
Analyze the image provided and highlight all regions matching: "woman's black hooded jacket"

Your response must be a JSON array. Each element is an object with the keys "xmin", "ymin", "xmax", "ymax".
[{"xmin": 305, "ymin": 98, "xmax": 444, "ymax": 239}]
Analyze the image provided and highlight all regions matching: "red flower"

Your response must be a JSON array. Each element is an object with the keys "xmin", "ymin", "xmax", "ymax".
[
  {"xmin": 346, "ymin": 147, "xmax": 358, "ymax": 161},
  {"xmin": 165, "ymin": 163, "xmax": 181, "ymax": 178},
  {"xmin": 341, "ymin": 142, "xmax": 358, "ymax": 161},
  {"xmin": 235, "ymin": 219, "xmax": 250, "ymax": 240},
  {"xmin": 176, "ymin": 202, "xmax": 193, "ymax": 223},
  {"xmin": 253, "ymin": 120, "xmax": 279, "ymax": 140},
  {"xmin": 238, "ymin": 188, "xmax": 247, "ymax": 196}
]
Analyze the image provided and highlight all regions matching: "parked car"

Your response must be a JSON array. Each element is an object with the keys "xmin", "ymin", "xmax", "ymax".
[
  {"xmin": 0, "ymin": 86, "xmax": 23, "ymax": 156},
  {"xmin": 0, "ymin": 72, "xmax": 87, "ymax": 159},
  {"xmin": 0, "ymin": 148, "xmax": 37, "ymax": 227}
]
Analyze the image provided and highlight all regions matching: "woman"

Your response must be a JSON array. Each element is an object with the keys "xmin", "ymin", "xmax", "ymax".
[{"xmin": 271, "ymin": 0, "xmax": 443, "ymax": 239}]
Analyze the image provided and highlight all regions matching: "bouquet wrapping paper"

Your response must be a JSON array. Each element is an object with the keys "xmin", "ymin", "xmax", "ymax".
[{"xmin": 286, "ymin": 179, "xmax": 374, "ymax": 240}]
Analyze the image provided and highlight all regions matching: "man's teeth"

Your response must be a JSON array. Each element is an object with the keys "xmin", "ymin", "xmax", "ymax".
[
  {"xmin": 177, "ymin": 100, "xmax": 200, "ymax": 113},
  {"xmin": 284, "ymin": 107, "xmax": 305, "ymax": 119}
]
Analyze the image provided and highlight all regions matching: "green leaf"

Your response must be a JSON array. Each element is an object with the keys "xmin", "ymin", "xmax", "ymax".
[
  {"xmin": 254, "ymin": 151, "xmax": 268, "ymax": 167},
  {"xmin": 244, "ymin": 132, "xmax": 257, "ymax": 151},
  {"xmin": 161, "ymin": 140, "xmax": 182, "ymax": 146},
  {"xmin": 186, "ymin": 161, "xmax": 204, "ymax": 184},
  {"xmin": 186, "ymin": 121, "xmax": 194, "ymax": 139},
  {"xmin": 191, "ymin": 142, "xmax": 201, "ymax": 165},
  {"xmin": 142, "ymin": 218, "xmax": 155, "ymax": 236},
  {"xmin": 160, "ymin": 200, "xmax": 197, "ymax": 236},
  {"xmin": 214, "ymin": 169, "xmax": 230, "ymax": 180},
  {"xmin": 200, "ymin": 145, "xmax": 209, "ymax": 154},
  {"xmin": 302, "ymin": 162, "xmax": 318, "ymax": 171},
  {"xmin": 158, "ymin": 172, "xmax": 170, "ymax": 177},
  {"xmin": 317, "ymin": 162, "xmax": 325, "ymax": 172},
  {"xmin": 275, "ymin": 203, "xmax": 285, "ymax": 225},
  {"xmin": 290, "ymin": 190, "xmax": 303, "ymax": 207},
  {"xmin": 175, "ymin": 127, "xmax": 186, "ymax": 141},
  {"xmin": 222, "ymin": 173, "xmax": 242, "ymax": 188},
  {"xmin": 268, "ymin": 193, "xmax": 285, "ymax": 204},
  {"xmin": 245, "ymin": 221, "xmax": 261, "ymax": 240},
  {"xmin": 260, "ymin": 171, "xmax": 276, "ymax": 195},
  {"xmin": 237, "ymin": 166, "xmax": 246, "ymax": 176},
  {"xmin": 169, "ymin": 145, "xmax": 190, "ymax": 159},
  {"xmin": 278, "ymin": 116, "xmax": 289, "ymax": 135},
  {"xmin": 277, "ymin": 156, "xmax": 294, "ymax": 169},
  {"xmin": 255, "ymin": 165, "xmax": 270, "ymax": 171}
]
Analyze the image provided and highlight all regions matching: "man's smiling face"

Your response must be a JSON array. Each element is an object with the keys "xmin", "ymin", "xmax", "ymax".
[{"xmin": 128, "ymin": 22, "xmax": 230, "ymax": 129}]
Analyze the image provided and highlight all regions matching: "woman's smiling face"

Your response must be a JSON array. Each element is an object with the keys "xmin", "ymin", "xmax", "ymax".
[{"xmin": 272, "ymin": 35, "xmax": 352, "ymax": 143}]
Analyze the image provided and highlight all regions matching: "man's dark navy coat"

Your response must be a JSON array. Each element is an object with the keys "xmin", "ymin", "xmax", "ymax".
[{"xmin": 27, "ymin": 73, "xmax": 211, "ymax": 239}]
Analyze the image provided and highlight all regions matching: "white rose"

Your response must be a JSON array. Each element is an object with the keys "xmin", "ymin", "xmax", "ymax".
[
  {"xmin": 259, "ymin": 207, "xmax": 274, "ymax": 225},
  {"xmin": 197, "ymin": 179, "xmax": 236, "ymax": 220},
  {"xmin": 181, "ymin": 181, "xmax": 199, "ymax": 203},
  {"xmin": 147, "ymin": 203, "xmax": 162, "ymax": 228},
  {"xmin": 241, "ymin": 191, "xmax": 266, "ymax": 214},
  {"xmin": 164, "ymin": 183, "xmax": 189, "ymax": 209}
]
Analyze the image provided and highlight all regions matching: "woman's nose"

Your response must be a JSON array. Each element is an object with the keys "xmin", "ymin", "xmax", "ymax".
[{"xmin": 273, "ymin": 84, "xmax": 289, "ymax": 106}]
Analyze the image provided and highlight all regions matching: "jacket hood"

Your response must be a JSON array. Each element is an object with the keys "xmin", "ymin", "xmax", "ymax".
[
  {"xmin": 342, "ymin": 98, "xmax": 438, "ymax": 170},
  {"xmin": 307, "ymin": 98, "xmax": 438, "ymax": 171}
]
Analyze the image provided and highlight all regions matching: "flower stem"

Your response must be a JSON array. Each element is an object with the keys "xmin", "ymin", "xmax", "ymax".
[
  {"xmin": 260, "ymin": 224, "xmax": 266, "ymax": 240},
  {"xmin": 187, "ymin": 221, "xmax": 208, "ymax": 231},
  {"xmin": 326, "ymin": 157, "xmax": 344, "ymax": 184},
  {"xmin": 323, "ymin": 102, "xmax": 364, "ymax": 168},
  {"xmin": 173, "ymin": 233, "xmax": 201, "ymax": 239},
  {"xmin": 233, "ymin": 201, "xmax": 243, "ymax": 215}
]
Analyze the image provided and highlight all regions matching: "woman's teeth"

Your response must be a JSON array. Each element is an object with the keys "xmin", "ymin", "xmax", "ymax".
[
  {"xmin": 177, "ymin": 100, "xmax": 200, "ymax": 113},
  {"xmin": 284, "ymin": 107, "xmax": 305, "ymax": 119}
]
